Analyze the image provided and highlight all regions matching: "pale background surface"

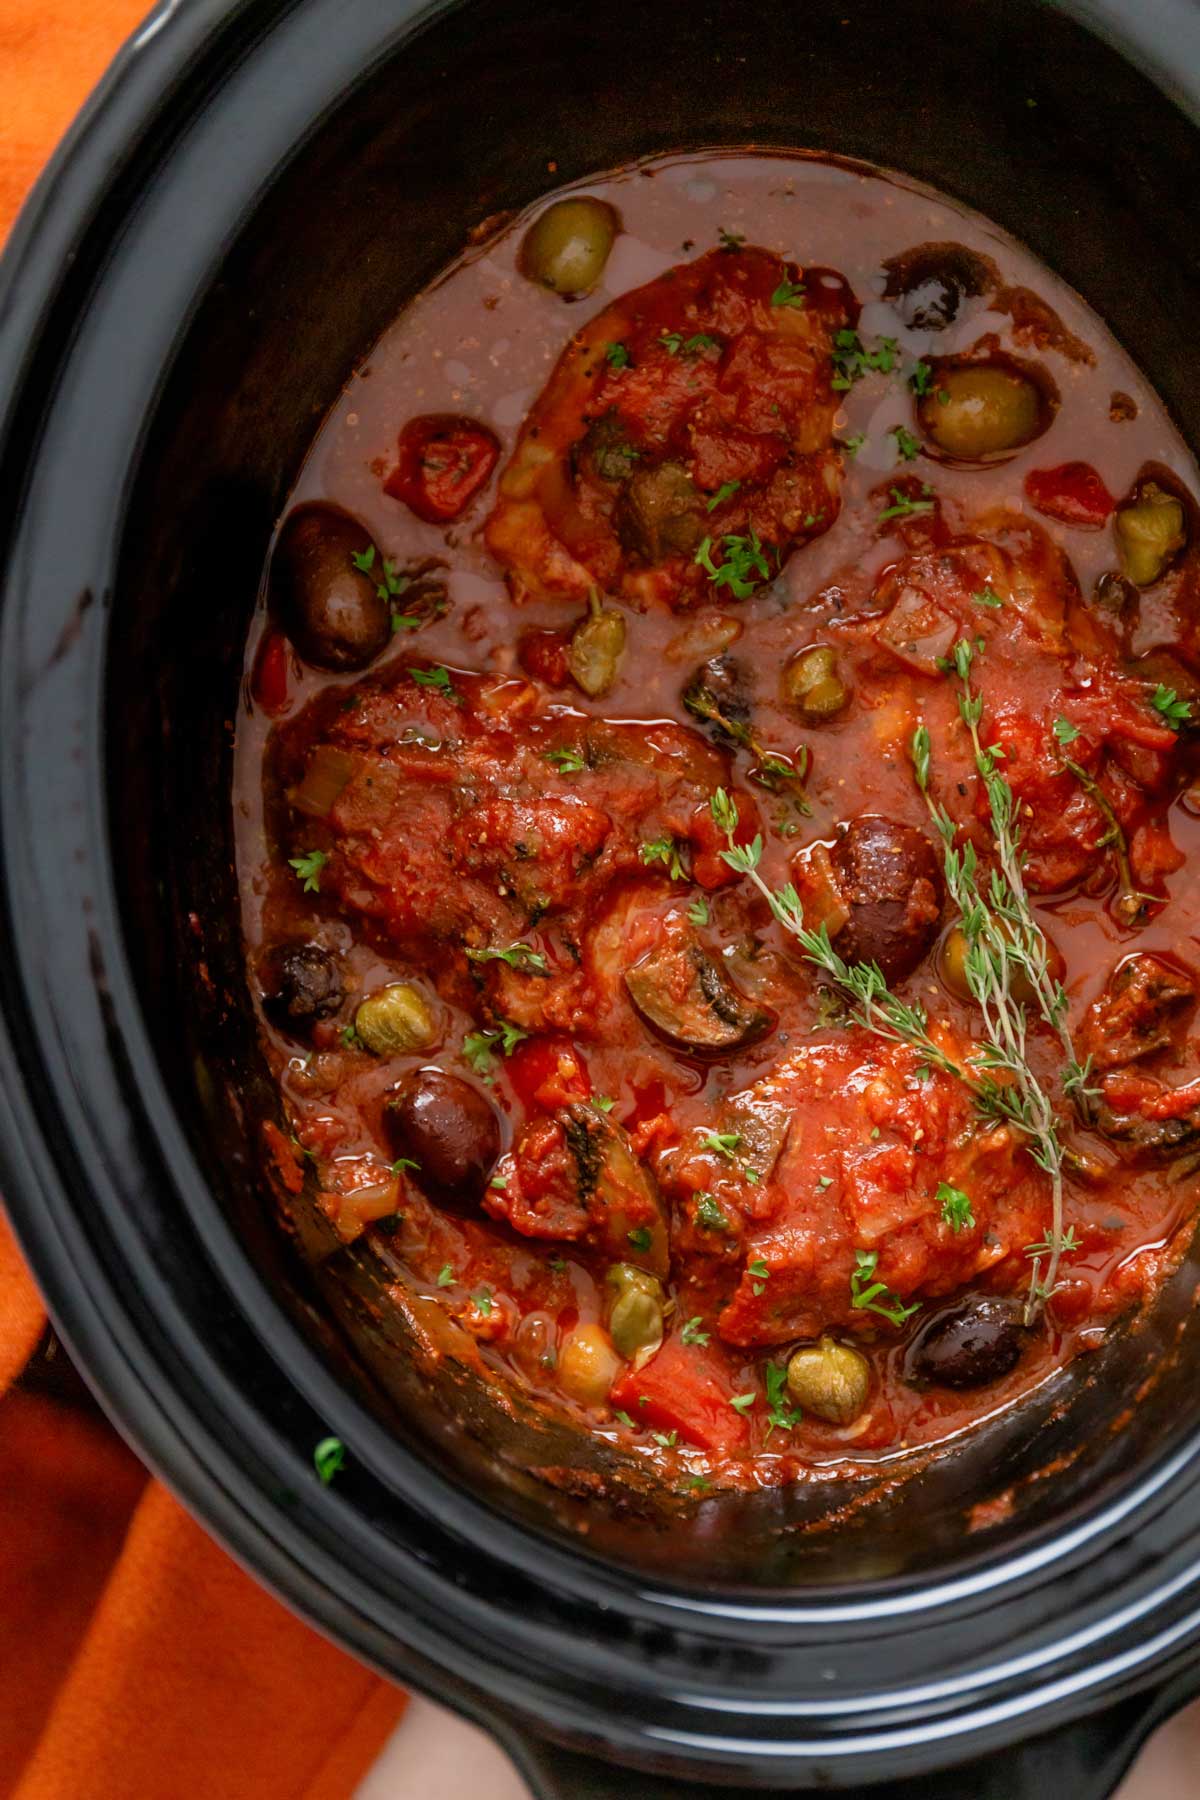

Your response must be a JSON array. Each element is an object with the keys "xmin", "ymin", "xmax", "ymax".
[{"xmin": 358, "ymin": 1691, "xmax": 1200, "ymax": 1799}]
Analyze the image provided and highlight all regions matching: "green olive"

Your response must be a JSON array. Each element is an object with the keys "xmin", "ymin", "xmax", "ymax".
[
  {"xmin": 786, "ymin": 1336, "xmax": 871, "ymax": 1425},
  {"xmin": 781, "ymin": 644, "xmax": 849, "ymax": 721},
  {"xmin": 568, "ymin": 593, "xmax": 626, "ymax": 697},
  {"xmin": 940, "ymin": 924, "xmax": 1042, "ymax": 1008},
  {"xmin": 520, "ymin": 197, "xmax": 619, "ymax": 297},
  {"xmin": 917, "ymin": 361, "xmax": 1048, "ymax": 461},
  {"xmin": 354, "ymin": 983, "xmax": 438, "ymax": 1055},
  {"xmin": 1115, "ymin": 482, "xmax": 1187, "ymax": 587},
  {"xmin": 558, "ymin": 1322, "xmax": 621, "ymax": 1405},
  {"xmin": 604, "ymin": 1262, "xmax": 665, "ymax": 1361}
]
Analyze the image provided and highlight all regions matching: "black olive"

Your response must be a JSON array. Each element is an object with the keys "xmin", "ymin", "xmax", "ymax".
[
  {"xmin": 905, "ymin": 1296, "xmax": 1024, "ymax": 1389},
  {"xmin": 271, "ymin": 502, "xmax": 390, "ymax": 672},
  {"xmin": 261, "ymin": 944, "xmax": 344, "ymax": 1033},
  {"xmin": 829, "ymin": 817, "xmax": 943, "ymax": 983},
  {"xmin": 882, "ymin": 241, "xmax": 997, "ymax": 332},
  {"xmin": 383, "ymin": 1068, "xmax": 500, "ymax": 1206}
]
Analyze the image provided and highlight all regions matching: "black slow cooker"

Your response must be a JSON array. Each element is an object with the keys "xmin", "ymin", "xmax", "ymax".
[{"xmin": 6, "ymin": 0, "xmax": 1200, "ymax": 1792}]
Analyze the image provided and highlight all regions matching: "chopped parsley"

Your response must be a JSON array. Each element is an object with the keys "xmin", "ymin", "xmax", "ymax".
[
  {"xmin": 473, "ymin": 1290, "xmax": 494, "ymax": 1317},
  {"xmin": 764, "ymin": 1362, "xmax": 802, "ymax": 1434},
  {"xmin": 627, "ymin": 1226, "xmax": 653, "ymax": 1252},
  {"xmin": 391, "ymin": 612, "xmax": 422, "ymax": 633},
  {"xmin": 850, "ymin": 1249, "xmax": 920, "ymax": 1326},
  {"xmin": 659, "ymin": 330, "xmax": 721, "ymax": 357},
  {"xmin": 729, "ymin": 1391, "xmax": 756, "ymax": 1413},
  {"xmin": 462, "ymin": 1018, "xmax": 528, "ymax": 1078},
  {"xmin": 703, "ymin": 1130, "xmax": 742, "ymax": 1160},
  {"xmin": 695, "ymin": 1192, "xmax": 730, "ymax": 1231},
  {"xmin": 465, "ymin": 941, "xmax": 547, "ymax": 973},
  {"xmin": 937, "ymin": 1182, "xmax": 976, "ymax": 1233},
  {"xmin": 436, "ymin": 1263, "xmax": 454, "ymax": 1287},
  {"xmin": 706, "ymin": 480, "xmax": 742, "ymax": 512},
  {"xmin": 1053, "ymin": 716, "xmax": 1081, "ymax": 745},
  {"xmin": 605, "ymin": 341, "xmax": 631, "ymax": 370},
  {"xmin": 681, "ymin": 1316, "xmax": 711, "ymax": 1346},
  {"xmin": 288, "ymin": 849, "xmax": 328, "ymax": 893},
  {"xmin": 973, "ymin": 586, "xmax": 1004, "ymax": 608},
  {"xmin": 410, "ymin": 664, "xmax": 459, "ymax": 700},
  {"xmin": 340, "ymin": 1023, "xmax": 363, "ymax": 1051},
  {"xmin": 908, "ymin": 361, "xmax": 935, "ymax": 396},
  {"xmin": 842, "ymin": 432, "xmax": 867, "ymax": 458},
  {"xmin": 890, "ymin": 424, "xmax": 921, "ymax": 462},
  {"xmin": 614, "ymin": 1409, "xmax": 636, "ymax": 1428},
  {"xmin": 352, "ymin": 542, "xmax": 413, "ymax": 607},
  {"xmin": 770, "ymin": 277, "xmax": 807, "ymax": 309},
  {"xmin": 640, "ymin": 836, "xmax": 687, "ymax": 880},
  {"xmin": 313, "ymin": 1436, "xmax": 345, "ymax": 1485},
  {"xmin": 687, "ymin": 895, "xmax": 711, "ymax": 926},
  {"xmin": 489, "ymin": 1172, "xmax": 508, "ymax": 1190},
  {"xmin": 593, "ymin": 1094, "xmax": 616, "ymax": 1113},
  {"xmin": 831, "ymin": 329, "xmax": 899, "ymax": 391},
  {"xmin": 651, "ymin": 1429, "xmax": 678, "ymax": 1448},
  {"xmin": 391, "ymin": 1156, "xmax": 420, "ymax": 1174},
  {"xmin": 695, "ymin": 530, "xmax": 773, "ymax": 599},
  {"xmin": 878, "ymin": 486, "xmax": 935, "ymax": 523},
  {"xmin": 543, "ymin": 747, "xmax": 586, "ymax": 773},
  {"xmin": 1150, "ymin": 684, "xmax": 1193, "ymax": 730}
]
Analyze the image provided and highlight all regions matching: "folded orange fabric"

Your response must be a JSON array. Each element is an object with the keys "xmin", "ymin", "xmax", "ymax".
[{"xmin": 0, "ymin": 4, "xmax": 406, "ymax": 1791}]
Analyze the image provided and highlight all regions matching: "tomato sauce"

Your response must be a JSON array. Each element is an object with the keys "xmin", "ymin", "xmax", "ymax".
[{"xmin": 234, "ymin": 152, "xmax": 1200, "ymax": 1493}]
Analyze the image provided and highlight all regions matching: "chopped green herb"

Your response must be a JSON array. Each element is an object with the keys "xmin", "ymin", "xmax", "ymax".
[
  {"xmin": 390, "ymin": 1157, "xmax": 420, "ymax": 1174},
  {"xmin": 729, "ymin": 1391, "xmax": 756, "ymax": 1413},
  {"xmin": 288, "ymin": 849, "xmax": 328, "ymax": 893},
  {"xmin": 593, "ymin": 1094, "xmax": 616, "ymax": 1113},
  {"xmin": 615, "ymin": 1409, "xmax": 636, "ymax": 1428},
  {"xmin": 937, "ymin": 1182, "xmax": 975, "ymax": 1233},
  {"xmin": 687, "ymin": 895, "xmax": 711, "ymax": 926},
  {"xmin": 410, "ymin": 664, "xmax": 459, "ymax": 700},
  {"xmin": 473, "ymin": 1290, "xmax": 494, "ymax": 1317},
  {"xmin": 462, "ymin": 1019, "xmax": 528, "ymax": 1078},
  {"xmin": 703, "ymin": 1130, "xmax": 742, "ymax": 1160},
  {"xmin": 850, "ymin": 1248, "xmax": 920, "ymax": 1326},
  {"xmin": 489, "ymin": 1172, "xmax": 509, "ymax": 1190},
  {"xmin": 437, "ymin": 1263, "xmax": 454, "ymax": 1287},
  {"xmin": 1151, "ymin": 684, "xmax": 1193, "ymax": 730},
  {"xmin": 770, "ymin": 277, "xmax": 807, "ymax": 309},
  {"xmin": 340, "ymin": 1023, "xmax": 363, "ymax": 1051},
  {"xmin": 706, "ymin": 480, "xmax": 741, "ymax": 512},
  {"xmin": 465, "ymin": 941, "xmax": 548, "ymax": 973},
  {"xmin": 831, "ymin": 329, "xmax": 900, "ymax": 390},
  {"xmin": 695, "ymin": 529, "xmax": 773, "ymax": 599},
  {"xmin": 681, "ymin": 1316, "xmax": 711, "ymax": 1346},
  {"xmin": 651, "ymin": 1429, "xmax": 678, "ymax": 1448},
  {"xmin": 695, "ymin": 1192, "xmax": 730, "ymax": 1231},
  {"xmin": 817, "ymin": 1174, "xmax": 834, "ymax": 1189},
  {"xmin": 688, "ymin": 1474, "xmax": 711, "ymax": 1491},
  {"xmin": 391, "ymin": 612, "xmax": 422, "ymax": 634},
  {"xmin": 313, "ymin": 1436, "xmax": 345, "ymax": 1485},
  {"xmin": 842, "ymin": 432, "xmax": 867, "ymax": 458},
  {"xmin": 627, "ymin": 1226, "xmax": 653, "ymax": 1252},
  {"xmin": 891, "ymin": 424, "xmax": 921, "ymax": 462},
  {"xmin": 908, "ymin": 361, "xmax": 935, "ymax": 396},
  {"xmin": 878, "ymin": 486, "xmax": 935, "ymax": 523},
  {"xmin": 764, "ymin": 1362, "xmax": 802, "ymax": 1435},
  {"xmin": 973, "ymin": 586, "xmax": 1004, "ymax": 609},
  {"xmin": 543, "ymin": 747, "xmax": 586, "ymax": 774},
  {"xmin": 605, "ymin": 341, "xmax": 631, "ymax": 370},
  {"xmin": 640, "ymin": 836, "xmax": 687, "ymax": 881}
]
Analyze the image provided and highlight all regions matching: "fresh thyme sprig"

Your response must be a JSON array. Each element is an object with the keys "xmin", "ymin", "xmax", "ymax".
[
  {"xmin": 1057, "ymin": 749, "xmax": 1156, "ymax": 928},
  {"xmin": 707, "ymin": 790, "xmax": 965, "ymax": 1083},
  {"xmin": 911, "ymin": 637, "xmax": 1094, "ymax": 1315},
  {"xmin": 683, "ymin": 681, "xmax": 811, "ymax": 811}
]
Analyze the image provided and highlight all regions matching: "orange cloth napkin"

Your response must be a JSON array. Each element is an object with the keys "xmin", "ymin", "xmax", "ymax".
[{"xmin": 0, "ymin": 5, "xmax": 406, "ymax": 1791}]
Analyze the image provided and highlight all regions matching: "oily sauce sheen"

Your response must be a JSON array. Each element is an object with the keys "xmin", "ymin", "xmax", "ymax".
[{"xmin": 235, "ymin": 153, "xmax": 1200, "ymax": 1491}]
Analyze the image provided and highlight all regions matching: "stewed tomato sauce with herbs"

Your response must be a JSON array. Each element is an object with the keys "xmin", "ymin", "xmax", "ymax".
[{"xmin": 236, "ymin": 153, "xmax": 1200, "ymax": 1492}]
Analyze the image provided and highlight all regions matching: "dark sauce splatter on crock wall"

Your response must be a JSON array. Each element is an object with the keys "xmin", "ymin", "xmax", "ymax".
[{"xmin": 234, "ymin": 151, "xmax": 1200, "ymax": 1490}]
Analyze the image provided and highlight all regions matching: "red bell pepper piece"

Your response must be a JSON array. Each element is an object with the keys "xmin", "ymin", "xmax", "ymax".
[
  {"xmin": 252, "ymin": 629, "xmax": 291, "ymax": 715},
  {"xmin": 385, "ymin": 413, "xmax": 500, "ymax": 523},
  {"xmin": 1024, "ymin": 461, "xmax": 1114, "ymax": 528},
  {"xmin": 610, "ymin": 1333, "xmax": 751, "ymax": 1453}
]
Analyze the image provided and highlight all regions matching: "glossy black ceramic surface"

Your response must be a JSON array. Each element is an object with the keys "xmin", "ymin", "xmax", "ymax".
[{"xmin": 5, "ymin": 0, "xmax": 1200, "ymax": 1792}]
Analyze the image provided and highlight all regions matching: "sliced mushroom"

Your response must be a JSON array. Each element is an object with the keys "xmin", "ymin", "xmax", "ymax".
[
  {"xmin": 616, "ymin": 461, "xmax": 707, "ymax": 562},
  {"xmin": 720, "ymin": 1087, "xmax": 792, "ymax": 1182},
  {"xmin": 560, "ymin": 1102, "xmax": 669, "ymax": 1276},
  {"xmin": 626, "ymin": 923, "xmax": 774, "ymax": 1055}
]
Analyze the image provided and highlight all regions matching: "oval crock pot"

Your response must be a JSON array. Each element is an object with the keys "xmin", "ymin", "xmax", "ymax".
[{"xmin": 7, "ymin": 0, "xmax": 1200, "ymax": 1793}]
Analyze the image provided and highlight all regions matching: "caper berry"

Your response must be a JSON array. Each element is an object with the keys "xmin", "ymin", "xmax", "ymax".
[
  {"xmin": 354, "ymin": 983, "xmax": 439, "ymax": 1055},
  {"xmin": 786, "ymin": 1337, "xmax": 871, "ymax": 1425}
]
